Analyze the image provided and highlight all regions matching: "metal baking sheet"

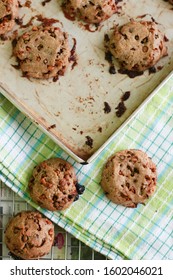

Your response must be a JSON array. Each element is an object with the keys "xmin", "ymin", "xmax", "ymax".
[{"xmin": 0, "ymin": 0, "xmax": 173, "ymax": 163}]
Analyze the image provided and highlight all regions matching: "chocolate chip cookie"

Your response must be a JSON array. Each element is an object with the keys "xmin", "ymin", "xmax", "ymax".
[
  {"xmin": 0, "ymin": 0, "xmax": 18, "ymax": 35},
  {"xmin": 62, "ymin": 0, "xmax": 117, "ymax": 24},
  {"xmin": 101, "ymin": 149, "xmax": 157, "ymax": 208},
  {"xmin": 13, "ymin": 25, "xmax": 71, "ymax": 79},
  {"xmin": 28, "ymin": 158, "xmax": 84, "ymax": 211},
  {"xmin": 4, "ymin": 211, "xmax": 54, "ymax": 260},
  {"xmin": 109, "ymin": 20, "xmax": 168, "ymax": 72}
]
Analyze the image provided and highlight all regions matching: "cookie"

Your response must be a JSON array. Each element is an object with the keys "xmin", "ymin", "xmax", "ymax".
[
  {"xmin": 100, "ymin": 149, "xmax": 157, "ymax": 208},
  {"xmin": 28, "ymin": 158, "xmax": 84, "ymax": 211},
  {"xmin": 109, "ymin": 20, "xmax": 168, "ymax": 72},
  {"xmin": 0, "ymin": 0, "xmax": 18, "ymax": 35},
  {"xmin": 4, "ymin": 211, "xmax": 54, "ymax": 260},
  {"xmin": 13, "ymin": 25, "xmax": 71, "ymax": 79},
  {"xmin": 62, "ymin": 0, "xmax": 117, "ymax": 24}
]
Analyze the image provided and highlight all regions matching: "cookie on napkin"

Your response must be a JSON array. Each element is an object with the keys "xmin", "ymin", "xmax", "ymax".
[
  {"xmin": 101, "ymin": 149, "xmax": 157, "ymax": 207},
  {"xmin": 28, "ymin": 158, "xmax": 85, "ymax": 211}
]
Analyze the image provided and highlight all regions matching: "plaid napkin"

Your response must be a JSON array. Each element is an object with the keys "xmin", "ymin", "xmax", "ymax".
[{"xmin": 0, "ymin": 76, "xmax": 173, "ymax": 260}]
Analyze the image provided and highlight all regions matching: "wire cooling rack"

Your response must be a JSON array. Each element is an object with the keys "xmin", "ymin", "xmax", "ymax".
[{"xmin": 0, "ymin": 180, "xmax": 106, "ymax": 260}]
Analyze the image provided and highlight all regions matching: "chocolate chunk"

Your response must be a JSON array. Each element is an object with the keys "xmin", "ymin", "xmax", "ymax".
[
  {"xmin": 85, "ymin": 136, "xmax": 93, "ymax": 148},
  {"xmin": 76, "ymin": 183, "xmax": 85, "ymax": 194},
  {"xmin": 103, "ymin": 102, "xmax": 111, "ymax": 114},
  {"xmin": 121, "ymin": 91, "xmax": 130, "ymax": 101},
  {"xmin": 115, "ymin": 101, "xmax": 126, "ymax": 117}
]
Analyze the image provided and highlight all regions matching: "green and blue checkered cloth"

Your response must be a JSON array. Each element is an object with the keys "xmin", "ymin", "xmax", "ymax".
[{"xmin": 0, "ymin": 76, "xmax": 173, "ymax": 260}]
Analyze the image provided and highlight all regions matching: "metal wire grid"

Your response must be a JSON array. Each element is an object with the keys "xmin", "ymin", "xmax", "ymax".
[{"xmin": 0, "ymin": 181, "xmax": 106, "ymax": 260}]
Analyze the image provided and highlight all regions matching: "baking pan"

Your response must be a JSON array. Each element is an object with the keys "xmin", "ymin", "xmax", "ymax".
[{"xmin": 0, "ymin": 0, "xmax": 173, "ymax": 163}]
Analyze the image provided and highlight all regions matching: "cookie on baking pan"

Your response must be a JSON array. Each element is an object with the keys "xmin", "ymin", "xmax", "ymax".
[
  {"xmin": 0, "ymin": 0, "xmax": 18, "ymax": 35},
  {"xmin": 109, "ymin": 20, "xmax": 168, "ymax": 72},
  {"xmin": 4, "ymin": 211, "xmax": 54, "ymax": 260},
  {"xmin": 100, "ymin": 149, "xmax": 157, "ymax": 208},
  {"xmin": 13, "ymin": 25, "xmax": 71, "ymax": 79},
  {"xmin": 62, "ymin": 0, "xmax": 117, "ymax": 24},
  {"xmin": 28, "ymin": 158, "xmax": 85, "ymax": 211}
]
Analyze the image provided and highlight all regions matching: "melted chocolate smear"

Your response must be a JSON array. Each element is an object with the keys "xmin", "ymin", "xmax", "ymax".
[
  {"xmin": 36, "ymin": 15, "xmax": 60, "ymax": 27},
  {"xmin": 118, "ymin": 68, "xmax": 144, "ymax": 78},
  {"xmin": 121, "ymin": 91, "xmax": 130, "ymax": 101},
  {"xmin": 18, "ymin": 16, "xmax": 35, "ymax": 28},
  {"xmin": 149, "ymin": 66, "xmax": 156, "ymax": 75},
  {"xmin": 136, "ymin": 14, "xmax": 148, "ymax": 19},
  {"xmin": 85, "ymin": 136, "xmax": 93, "ymax": 148},
  {"xmin": 41, "ymin": 0, "xmax": 52, "ymax": 6},
  {"xmin": 76, "ymin": 183, "xmax": 85, "ymax": 195},
  {"xmin": 69, "ymin": 38, "xmax": 78, "ymax": 70},
  {"xmin": 115, "ymin": 101, "xmax": 126, "ymax": 117},
  {"xmin": 47, "ymin": 124, "xmax": 56, "ymax": 130},
  {"xmin": 151, "ymin": 16, "xmax": 158, "ymax": 24},
  {"xmin": 103, "ymin": 102, "xmax": 111, "ymax": 114},
  {"xmin": 15, "ymin": 14, "xmax": 60, "ymax": 29}
]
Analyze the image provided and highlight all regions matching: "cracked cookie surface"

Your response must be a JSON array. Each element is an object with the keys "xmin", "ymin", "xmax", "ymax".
[
  {"xmin": 13, "ymin": 25, "xmax": 71, "ymax": 79},
  {"xmin": 101, "ymin": 149, "xmax": 157, "ymax": 207},
  {"xmin": 0, "ymin": 0, "xmax": 18, "ymax": 35},
  {"xmin": 28, "ymin": 158, "xmax": 79, "ymax": 211},
  {"xmin": 109, "ymin": 20, "xmax": 168, "ymax": 72},
  {"xmin": 4, "ymin": 211, "xmax": 54, "ymax": 260}
]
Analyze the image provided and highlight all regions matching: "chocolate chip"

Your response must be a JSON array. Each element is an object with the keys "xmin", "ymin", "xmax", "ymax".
[
  {"xmin": 74, "ymin": 194, "xmax": 79, "ymax": 201},
  {"xmin": 85, "ymin": 136, "xmax": 93, "ymax": 148},
  {"xmin": 103, "ymin": 102, "xmax": 111, "ymax": 114},
  {"xmin": 109, "ymin": 65, "xmax": 116, "ymax": 74},
  {"xmin": 115, "ymin": 101, "xmax": 126, "ymax": 117},
  {"xmin": 76, "ymin": 183, "xmax": 85, "ymax": 194},
  {"xmin": 121, "ymin": 91, "xmax": 130, "ymax": 101}
]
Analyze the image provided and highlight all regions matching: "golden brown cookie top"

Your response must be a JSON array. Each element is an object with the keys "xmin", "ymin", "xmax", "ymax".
[
  {"xmin": 109, "ymin": 20, "xmax": 168, "ymax": 72},
  {"xmin": 13, "ymin": 25, "xmax": 71, "ymax": 79},
  {"xmin": 0, "ymin": 0, "xmax": 18, "ymax": 35},
  {"xmin": 62, "ymin": 0, "xmax": 117, "ymax": 24},
  {"xmin": 101, "ymin": 149, "xmax": 157, "ymax": 208},
  {"xmin": 4, "ymin": 211, "xmax": 54, "ymax": 259},
  {"xmin": 28, "ymin": 158, "xmax": 84, "ymax": 211}
]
